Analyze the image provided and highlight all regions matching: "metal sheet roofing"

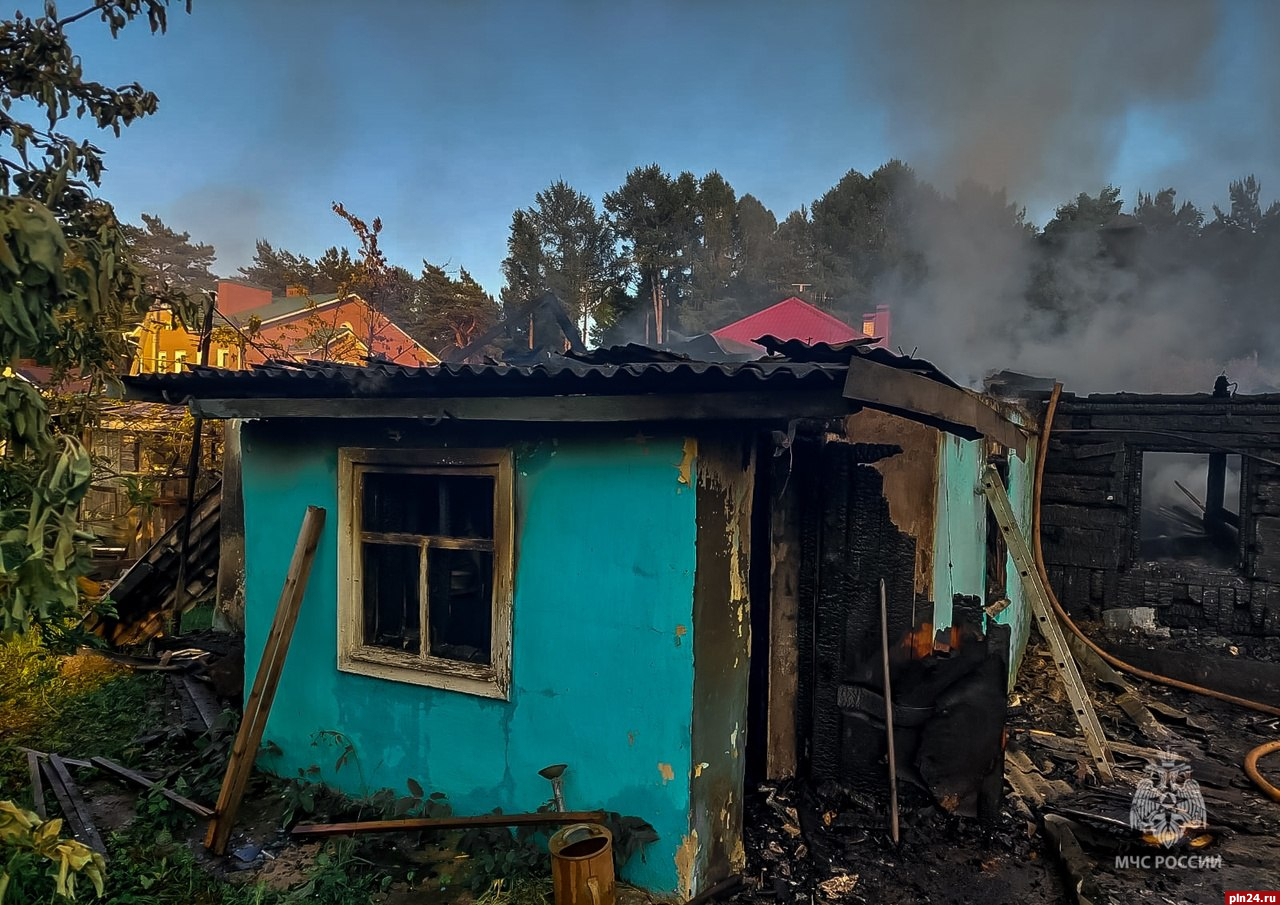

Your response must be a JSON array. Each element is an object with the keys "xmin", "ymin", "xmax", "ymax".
[
  {"xmin": 226, "ymin": 293, "xmax": 341, "ymax": 326},
  {"xmin": 711, "ymin": 297, "xmax": 864, "ymax": 350},
  {"xmin": 123, "ymin": 356, "xmax": 853, "ymax": 402},
  {"xmin": 121, "ymin": 338, "xmax": 958, "ymax": 404}
]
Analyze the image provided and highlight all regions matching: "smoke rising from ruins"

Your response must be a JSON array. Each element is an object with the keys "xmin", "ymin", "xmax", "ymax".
[{"xmin": 857, "ymin": 1, "xmax": 1280, "ymax": 394}]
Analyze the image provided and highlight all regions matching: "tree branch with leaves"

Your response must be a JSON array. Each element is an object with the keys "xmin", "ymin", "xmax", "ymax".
[{"xmin": 0, "ymin": 0, "xmax": 191, "ymax": 639}]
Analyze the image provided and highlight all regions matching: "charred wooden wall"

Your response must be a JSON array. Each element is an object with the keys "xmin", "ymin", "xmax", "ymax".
[
  {"xmin": 1041, "ymin": 392, "xmax": 1280, "ymax": 636},
  {"xmin": 795, "ymin": 437, "xmax": 919, "ymax": 789}
]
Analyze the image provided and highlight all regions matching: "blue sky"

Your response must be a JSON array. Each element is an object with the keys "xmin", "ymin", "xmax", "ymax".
[{"xmin": 68, "ymin": 0, "xmax": 1280, "ymax": 296}]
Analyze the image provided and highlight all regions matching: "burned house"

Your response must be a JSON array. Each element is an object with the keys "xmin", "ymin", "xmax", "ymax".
[
  {"xmin": 121, "ymin": 341, "xmax": 1037, "ymax": 897},
  {"xmin": 1039, "ymin": 381, "xmax": 1280, "ymax": 637}
]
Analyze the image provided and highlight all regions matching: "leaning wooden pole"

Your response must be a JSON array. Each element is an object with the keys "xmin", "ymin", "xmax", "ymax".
[
  {"xmin": 879, "ymin": 578, "xmax": 900, "ymax": 844},
  {"xmin": 172, "ymin": 290, "xmax": 218, "ymax": 635},
  {"xmin": 205, "ymin": 505, "xmax": 326, "ymax": 854}
]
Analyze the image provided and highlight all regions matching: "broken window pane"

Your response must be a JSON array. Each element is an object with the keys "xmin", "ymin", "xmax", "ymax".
[
  {"xmin": 427, "ymin": 547, "xmax": 494, "ymax": 665},
  {"xmin": 1139, "ymin": 451, "xmax": 1241, "ymax": 567},
  {"xmin": 362, "ymin": 472, "xmax": 494, "ymax": 538},
  {"xmin": 362, "ymin": 542, "xmax": 421, "ymax": 653},
  {"xmin": 359, "ymin": 468, "xmax": 497, "ymax": 668}
]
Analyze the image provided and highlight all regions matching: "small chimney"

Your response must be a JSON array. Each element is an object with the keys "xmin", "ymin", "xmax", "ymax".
[
  {"xmin": 216, "ymin": 279, "xmax": 272, "ymax": 316},
  {"xmin": 861, "ymin": 304, "xmax": 892, "ymax": 348}
]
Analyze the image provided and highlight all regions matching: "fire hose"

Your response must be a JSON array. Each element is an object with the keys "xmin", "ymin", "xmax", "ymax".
[{"xmin": 1032, "ymin": 383, "xmax": 1280, "ymax": 803}]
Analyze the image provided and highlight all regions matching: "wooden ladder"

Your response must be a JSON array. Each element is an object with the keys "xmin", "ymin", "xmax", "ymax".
[{"xmin": 980, "ymin": 465, "xmax": 1114, "ymax": 782}]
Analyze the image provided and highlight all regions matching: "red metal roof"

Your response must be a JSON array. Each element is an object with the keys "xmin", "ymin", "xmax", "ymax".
[{"xmin": 711, "ymin": 297, "xmax": 861, "ymax": 351}]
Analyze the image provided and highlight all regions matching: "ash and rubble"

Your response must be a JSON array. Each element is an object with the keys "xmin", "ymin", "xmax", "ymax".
[{"xmin": 735, "ymin": 629, "xmax": 1280, "ymax": 905}]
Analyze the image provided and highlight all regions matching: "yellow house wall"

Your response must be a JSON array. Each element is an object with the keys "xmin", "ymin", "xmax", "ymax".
[{"xmin": 133, "ymin": 309, "xmax": 242, "ymax": 374}]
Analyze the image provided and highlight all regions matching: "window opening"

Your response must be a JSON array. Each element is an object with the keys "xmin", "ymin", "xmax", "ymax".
[{"xmin": 1139, "ymin": 451, "xmax": 1241, "ymax": 568}]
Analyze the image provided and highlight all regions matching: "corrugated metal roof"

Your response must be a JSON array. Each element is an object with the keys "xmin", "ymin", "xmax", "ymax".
[
  {"xmin": 226, "ymin": 293, "xmax": 341, "ymax": 326},
  {"xmin": 120, "ymin": 339, "xmax": 959, "ymax": 405},
  {"xmin": 123, "ymin": 355, "xmax": 854, "ymax": 403}
]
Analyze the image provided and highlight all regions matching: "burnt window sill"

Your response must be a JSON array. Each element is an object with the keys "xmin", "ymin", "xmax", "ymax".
[{"xmin": 339, "ymin": 643, "xmax": 509, "ymax": 701}]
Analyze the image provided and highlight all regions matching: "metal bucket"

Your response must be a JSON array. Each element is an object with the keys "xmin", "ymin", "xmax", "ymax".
[{"xmin": 548, "ymin": 823, "xmax": 615, "ymax": 905}]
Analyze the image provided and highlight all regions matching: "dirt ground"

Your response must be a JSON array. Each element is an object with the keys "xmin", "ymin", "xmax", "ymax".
[
  {"xmin": 734, "ymin": 628, "xmax": 1280, "ymax": 905},
  {"xmin": 12, "ymin": 620, "xmax": 1280, "ymax": 905}
]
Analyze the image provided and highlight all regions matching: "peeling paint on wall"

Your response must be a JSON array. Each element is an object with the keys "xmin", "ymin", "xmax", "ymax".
[
  {"xmin": 845, "ymin": 410, "xmax": 940, "ymax": 598},
  {"xmin": 658, "ymin": 762, "xmax": 675, "ymax": 783},
  {"xmin": 675, "ymin": 830, "xmax": 699, "ymax": 900},
  {"xmin": 677, "ymin": 438, "xmax": 697, "ymax": 486},
  {"xmin": 238, "ymin": 422, "xmax": 700, "ymax": 893},
  {"xmin": 689, "ymin": 437, "xmax": 754, "ymax": 894}
]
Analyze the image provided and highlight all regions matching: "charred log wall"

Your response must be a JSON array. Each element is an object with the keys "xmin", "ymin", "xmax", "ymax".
[
  {"xmin": 795, "ymin": 438, "xmax": 919, "ymax": 788},
  {"xmin": 1041, "ymin": 392, "xmax": 1280, "ymax": 636}
]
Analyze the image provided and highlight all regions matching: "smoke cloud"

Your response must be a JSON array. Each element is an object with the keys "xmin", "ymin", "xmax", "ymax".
[
  {"xmin": 860, "ymin": 1, "xmax": 1220, "ymax": 209},
  {"xmin": 855, "ymin": 1, "xmax": 1280, "ymax": 394}
]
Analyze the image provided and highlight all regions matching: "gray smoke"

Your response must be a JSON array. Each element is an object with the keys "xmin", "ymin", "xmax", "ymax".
[
  {"xmin": 860, "ymin": 0, "xmax": 1219, "ymax": 210},
  {"xmin": 854, "ymin": 1, "xmax": 1280, "ymax": 394}
]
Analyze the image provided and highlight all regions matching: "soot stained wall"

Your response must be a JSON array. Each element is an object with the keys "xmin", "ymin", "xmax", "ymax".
[{"xmin": 1042, "ymin": 392, "xmax": 1280, "ymax": 637}]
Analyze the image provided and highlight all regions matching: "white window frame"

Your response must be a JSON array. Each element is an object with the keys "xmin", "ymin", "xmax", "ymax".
[
  {"xmin": 156, "ymin": 351, "xmax": 168, "ymax": 373},
  {"xmin": 216, "ymin": 348, "xmax": 229, "ymax": 368},
  {"xmin": 337, "ymin": 447, "xmax": 514, "ymax": 699},
  {"xmin": 174, "ymin": 351, "xmax": 188, "ymax": 373}
]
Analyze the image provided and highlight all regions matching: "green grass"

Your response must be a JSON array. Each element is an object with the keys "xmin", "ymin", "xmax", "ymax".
[
  {"xmin": 0, "ymin": 634, "xmax": 160, "ymax": 798},
  {"xmin": 179, "ymin": 602, "xmax": 216, "ymax": 633},
  {"xmin": 0, "ymin": 635, "xmax": 425, "ymax": 905},
  {"xmin": 2, "ymin": 633, "xmax": 537, "ymax": 905}
]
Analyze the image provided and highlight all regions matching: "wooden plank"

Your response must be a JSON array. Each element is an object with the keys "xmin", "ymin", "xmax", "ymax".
[
  {"xmin": 765, "ymin": 463, "xmax": 800, "ymax": 780},
  {"xmin": 90, "ymin": 756, "xmax": 214, "ymax": 819},
  {"xmin": 193, "ymin": 390, "xmax": 859, "ymax": 423},
  {"xmin": 27, "ymin": 749, "xmax": 46, "ymax": 819},
  {"xmin": 843, "ymin": 355, "xmax": 1028, "ymax": 454},
  {"xmin": 19, "ymin": 748, "xmax": 91, "ymax": 769},
  {"xmin": 1115, "ymin": 693, "xmax": 1173, "ymax": 744},
  {"xmin": 205, "ymin": 505, "xmax": 326, "ymax": 854},
  {"xmin": 43, "ymin": 755, "xmax": 107, "ymax": 855},
  {"xmin": 182, "ymin": 676, "xmax": 222, "ymax": 731},
  {"xmin": 291, "ymin": 810, "xmax": 608, "ymax": 838},
  {"xmin": 168, "ymin": 674, "xmax": 205, "ymax": 732},
  {"xmin": 1065, "ymin": 441, "xmax": 1125, "ymax": 459}
]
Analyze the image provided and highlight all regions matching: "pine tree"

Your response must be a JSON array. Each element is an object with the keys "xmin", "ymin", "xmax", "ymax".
[
  {"xmin": 603, "ymin": 164, "xmax": 698, "ymax": 343},
  {"xmin": 237, "ymin": 240, "xmax": 319, "ymax": 293},
  {"xmin": 125, "ymin": 214, "xmax": 217, "ymax": 300}
]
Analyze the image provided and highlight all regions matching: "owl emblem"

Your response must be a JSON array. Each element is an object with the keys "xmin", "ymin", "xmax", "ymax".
[{"xmin": 1130, "ymin": 754, "xmax": 1207, "ymax": 848}]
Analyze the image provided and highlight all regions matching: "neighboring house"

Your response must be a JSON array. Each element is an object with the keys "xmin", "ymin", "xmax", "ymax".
[
  {"xmin": 131, "ymin": 279, "xmax": 438, "ymax": 374},
  {"xmin": 710, "ymin": 297, "xmax": 893, "ymax": 356},
  {"xmin": 122, "ymin": 340, "xmax": 1034, "ymax": 897},
  {"xmin": 711, "ymin": 297, "xmax": 861, "ymax": 356},
  {"xmin": 860, "ymin": 303, "xmax": 891, "ymax": 348}
]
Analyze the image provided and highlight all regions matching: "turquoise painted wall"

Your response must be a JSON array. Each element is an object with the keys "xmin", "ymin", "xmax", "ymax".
[
  {"xmin": 930, "ymin": 434, "xmax": 1035, "ymax": 682},
  {"xmin": 239, "ymin": 424, "xmax": 700, "ymax": 892},
  {"xmin": 997, "ymin": 439, "xmax": 1036, "ymax": 681},
  {"xmin": 931, "ymin": 435, "xmax": 987, "ymax": 631}
]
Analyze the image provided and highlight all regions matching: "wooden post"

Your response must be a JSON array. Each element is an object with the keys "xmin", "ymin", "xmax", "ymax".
[
  {"xmin": 204, "ymin": 505, "xmax": 326, "ymax": 854},
  {"xmin": 766, "ymin": 458, "xmax": 800, "ymax": 780},
  {"xmin": 172, "ymin": 290, "xmax": 219, "ymax": 635}
]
